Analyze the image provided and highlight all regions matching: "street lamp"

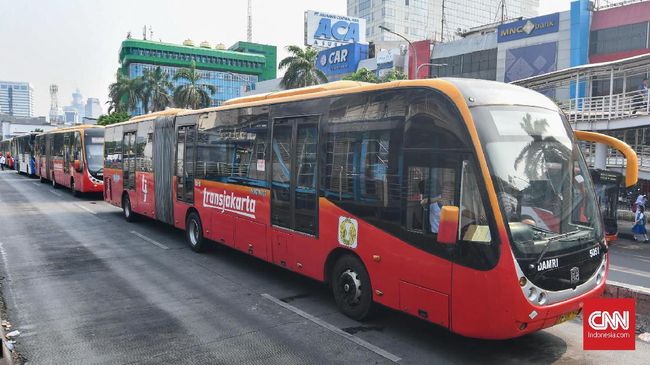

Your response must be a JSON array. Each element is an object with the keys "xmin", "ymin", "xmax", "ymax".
[
  {"xmin": 416, "ymin": 63, "xmax": 448, "ymax": 78},
  {"xmin": 378, "ymin": 25, "xmax": 418, "ymax": 79}
]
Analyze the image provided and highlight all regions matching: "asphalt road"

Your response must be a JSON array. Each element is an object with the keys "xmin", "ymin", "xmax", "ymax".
[
  {"xmin": 0, "ymin": 169, "xmax": 648, "ymax": 364},
  {"xmin": 608, "ymin": 221, "xmax": 650, "ymax": 289}
]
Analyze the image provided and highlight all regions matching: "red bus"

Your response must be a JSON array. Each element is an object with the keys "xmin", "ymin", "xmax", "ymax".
[
  {"xmin": 103, "ymin": 79, "xmax": 637, "ymax": 339},
  {"xmin": 35, "ymin": 125, "xmax": 105, "ymax": 195},
  {"xmin": 0, "ymin": 139, "xmax": 12, "ymax": 169}
]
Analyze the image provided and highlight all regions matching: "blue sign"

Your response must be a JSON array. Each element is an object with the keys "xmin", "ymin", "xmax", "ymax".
[
  {"xmin": 316, "ymin": 43, "xmax": 369, "ymax": 76},
  {"xmin": 497, "ymin": 13, "xmax": 560, "ymax": 43}
]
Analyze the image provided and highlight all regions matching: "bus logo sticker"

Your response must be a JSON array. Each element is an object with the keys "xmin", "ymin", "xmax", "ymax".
[
  {"xmin": 537, "ymin": 258, "xmax": 558, "ymax": 271},
  {"xmin": 338, "ymin": 217, "xmax": 358, "ymax": 248},
  {"xmin": 202, "ymin": 188, "xmax": 257, "ymax": 219},
  {"xmin": 570, "ymin": 267, "xmax": 580, "ymax": 283}
]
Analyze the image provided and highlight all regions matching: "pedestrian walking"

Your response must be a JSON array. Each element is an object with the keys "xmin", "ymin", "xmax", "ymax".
[
  {"xmin": 632, "ymin": 205, "xmax": 649, "ymax": 243},
  {"xmin": 0, "ymin": 155, "xmax": 4, "ymax": 171},
  {"xmin": 633, "ymin": 78, "xmax": 649, "ymax": 114}
]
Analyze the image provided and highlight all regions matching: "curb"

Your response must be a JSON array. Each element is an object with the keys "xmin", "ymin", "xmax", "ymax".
[{"xmin": 605, "ymin": 280, "xmax": 650, "ymax": 332}]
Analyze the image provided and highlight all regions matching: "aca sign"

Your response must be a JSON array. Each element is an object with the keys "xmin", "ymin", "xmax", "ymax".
[
  {"xmin": 316, "ymin": 43, "xmax": 369, "ymax": 77},
  {"xmin": 305, "ymin": 10, "xmax": 367, "ymax": 48}
]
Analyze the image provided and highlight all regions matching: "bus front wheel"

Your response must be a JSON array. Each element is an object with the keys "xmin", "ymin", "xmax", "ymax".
[
  {"xmin": 185, "ymin": 212, "xmax": 206, "ymax": 253},
  {"xmin": 331, "ymin": 255, "xmax": 374, "ymax": 321},
  {"xmin": 122, "ymin": 194, "xmax": 136, "ymax": 222}
]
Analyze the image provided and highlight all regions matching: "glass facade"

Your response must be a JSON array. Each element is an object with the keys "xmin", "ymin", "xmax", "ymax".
[
  {"xmin": 589, "ymin": 21, "xmax": 649, "ymax": 56},
  {"xmin": 430, "ymin": 48, "xmax": 497, "ymax": 80},
  {"xmin": 128, "ymin": 63, "xmax": 257, "ymax": 115},
  {"xmin": 0, "ymin": 81, "xmax": 34, "ymax": 117}
]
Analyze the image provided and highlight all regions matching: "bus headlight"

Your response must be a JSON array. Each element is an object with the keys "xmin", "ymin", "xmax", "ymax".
[
  {"xmin": 527, "ymin": 287, "xmax": 538, "ymax": 302},
  {"xmin": 537, "ymin": 292, "xmax": 547, "ymax": 305}
]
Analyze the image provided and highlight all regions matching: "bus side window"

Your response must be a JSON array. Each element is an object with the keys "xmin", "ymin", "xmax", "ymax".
[{"xmin": 459, "ymin": 160, "xmax": 491, "ymax": 243}]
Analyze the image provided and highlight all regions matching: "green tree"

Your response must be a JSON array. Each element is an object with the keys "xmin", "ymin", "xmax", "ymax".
[
  {"xmin": 514, "ymin": 113, "xmax": 570, "ymax": 181},
  {"xmin": 97, "ymin": 112, "xmax": 130, "ymax": 126},
  {"xmin": 279, "ymin": 45, "xmax": 328, "ymax": 89},
  {"xmin": 173, "ymin": 61, "xmax": 216, "ymax": 109},
  {"xmin": 343, "ymin": 68, "xmax": 379, "ymax": 83},
  {"xmin": 380, "ymin": 69, "xmax": 407, "ymax": 82},
  {"xmin": 143, "ymin": 66, "xmax": 173, "ymax": 112},
  {"xmin": 108, "ymin": 73, "xmax": 144, "ymax": 113}
]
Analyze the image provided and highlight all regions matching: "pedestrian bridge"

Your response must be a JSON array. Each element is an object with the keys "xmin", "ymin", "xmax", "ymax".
[{"xmin": 512, "ymin": 53, "xmax": 650, "ymax": 181}]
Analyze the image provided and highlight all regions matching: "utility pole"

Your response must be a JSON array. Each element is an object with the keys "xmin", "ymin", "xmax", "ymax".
[
  {"xmin": 247, "ymin": 0, "xmax": 253, "ymax": 42},
  {"xmin": 440, "ymin": 0, "xmax": 445, "ymax": 43}
]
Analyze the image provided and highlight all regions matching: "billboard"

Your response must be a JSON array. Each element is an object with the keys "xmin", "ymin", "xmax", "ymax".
[
  {"xmin": 497, "ymin": 13, "xmax": 560, "ymax": 43},
  {"xmin": 316, "ymin": 43, "xmax": 369, "ymax": 77},
  {"xmin": 305, "ymin": 10, "xmax": 367, "ymax": 48},
  {"xmin": 504, "ymin": 41, "xmax": 558, "ymax": 84}
]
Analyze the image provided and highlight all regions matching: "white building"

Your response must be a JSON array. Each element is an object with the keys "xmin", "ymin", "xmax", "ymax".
[
  {"xmin": 348, "ymin": 0, "xmax": 538, "ymax": 43},
  {"xmin": 0, "ymin": 81, "xmax": 34, "ymax": 117},
  {"xmin": 0, "ymin": 114, "xmax": 54, "ymax": 140},
  {"xmin": 84, "ymin": 98, "xmax": 102, "ymax": 119}
]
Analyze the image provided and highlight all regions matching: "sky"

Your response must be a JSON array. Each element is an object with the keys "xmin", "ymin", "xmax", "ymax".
[{"xmin": 0, "ymin": 0, "xmax": 571, "ymax": 118}]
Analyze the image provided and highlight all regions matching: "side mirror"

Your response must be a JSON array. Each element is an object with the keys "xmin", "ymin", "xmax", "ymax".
[
  {"xmin": 74, "ymin": 159, "xmax": 82, "ymax": 172},
  {"xmin": 438, "ymin": 205, "xmax": 459, "ymax": 245}
]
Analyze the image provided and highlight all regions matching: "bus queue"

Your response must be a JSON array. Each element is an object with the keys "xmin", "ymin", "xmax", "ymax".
[{"xmin": 0, "ymin": 78, "xmax": 640, "ymax": 340}]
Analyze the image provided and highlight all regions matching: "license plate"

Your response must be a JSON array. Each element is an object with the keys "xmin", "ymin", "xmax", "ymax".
[{"xmin": 555, "ymin": 310, "xmax": 579, "ymax": 325}]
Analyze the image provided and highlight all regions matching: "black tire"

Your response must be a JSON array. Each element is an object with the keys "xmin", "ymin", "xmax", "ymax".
[
  {"xmin": 51, "ymin": 177, "xmax": 57, "ymax": 189},
  {"xmin": 122, "ymin": 194, "xmax": 136, "ymax": 222},
  {"xmin": 331, "ymin": 255, "xmax": 374, "ymax": 321},
  {"xmin": 185, "ymin": 211, "xmax": 206, "ymax": 253},
  {"xmin": 39, "ymin": 175, "xmax": 46, "ymax": 183}
]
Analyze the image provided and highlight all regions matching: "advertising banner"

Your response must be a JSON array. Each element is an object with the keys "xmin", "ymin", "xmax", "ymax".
[
  {"xmin": 305, "ymin": 10, "xmax": 367, "ymax": 48},
  {"xmin": 316, "ymin": 43, "xmax": 369, "ymax": 77}
]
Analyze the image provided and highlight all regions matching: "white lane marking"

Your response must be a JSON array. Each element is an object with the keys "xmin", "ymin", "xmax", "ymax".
[
  {"xmin": 75, "ymin": 203, "xmax": 97, "ymax": 215},
  {"xmin": 51, "ymin": 190, "xmax": 62, "ymax": 197},
  {"xmin": 130, "ymin": 231, "xmax": 169, "ymax": 250},
  {"xmin": 261, "ymin": 293, "xmax": 401, "ymax": 363},
  {"xmin": 610, "ymin": 265, "xmax": 650, "ymax": 279}
]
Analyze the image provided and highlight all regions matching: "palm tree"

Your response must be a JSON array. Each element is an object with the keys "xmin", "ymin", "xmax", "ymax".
[
  {"xmin": 514, "ymin": 113, "xmax": 571, "ymax": 181},
  {"xmin": 108, "ymin": 73, "xmax": 144, "ymax": 114},
  {"xmin": 173, "ymin": 61, "xmax": 216, "ymax": 109},
  {"xmin": 279, "ymin": 45, "xmax": 328, "ymax": 89},
  {"xmin": 143, "ymin": 66, "xmax": 173, "ymax": 112}
]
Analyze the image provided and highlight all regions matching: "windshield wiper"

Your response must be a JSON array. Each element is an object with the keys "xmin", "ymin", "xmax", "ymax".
[{"xmin": 530, "ymin": 229, "xmax": 590, "ymax": 271}]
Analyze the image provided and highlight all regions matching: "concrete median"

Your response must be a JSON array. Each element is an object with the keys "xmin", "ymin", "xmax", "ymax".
[{"xmin": 605, "ymin": 280, "xmax": 650, "ymax": 332}]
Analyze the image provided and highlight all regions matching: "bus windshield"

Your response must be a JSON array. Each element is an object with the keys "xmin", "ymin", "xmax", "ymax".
[
  {"xmin": 84, "ymin": 130, "xmax": 104, "ymax": 176},
  {"xmin": 473, "ymin": 106, "xmax": 603, "ymax": 259}
]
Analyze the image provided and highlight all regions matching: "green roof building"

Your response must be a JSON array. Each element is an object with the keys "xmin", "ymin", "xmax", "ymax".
[{"xmin": 118, "ymin": 38, "xmax": 276, "ymax": 114}]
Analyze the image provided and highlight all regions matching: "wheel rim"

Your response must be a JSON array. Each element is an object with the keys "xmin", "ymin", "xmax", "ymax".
[
  {"xmin": 189, "ymin": 219, "xmax": 199, "ymax": 246},
  {"xmin": 339, "ymin": 269, "xmax": 362, "ymax": 306}
]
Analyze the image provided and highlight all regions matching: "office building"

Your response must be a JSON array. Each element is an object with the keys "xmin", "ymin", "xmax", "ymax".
[
  {"xmin": 119, "ymin": 38, "xmax": 276, "ymax": 115},
  {"xmin": 0, "ymin": 81, "xmax": 34, "ymax": 117},
  {"xmin": 85, "ymin": 98, "xmax": 102, "ymax": 119},
  {"xmin": 347, "ymin": 0, "xmax": 538, "ymax": 43}
]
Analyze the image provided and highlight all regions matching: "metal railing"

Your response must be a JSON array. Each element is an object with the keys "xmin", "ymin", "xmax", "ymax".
[{"xmin": 563, "ymin": 89, "xmax": 650, "ymax": 124}]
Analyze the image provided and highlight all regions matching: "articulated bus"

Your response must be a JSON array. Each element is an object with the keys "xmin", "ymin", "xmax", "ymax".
[
  {"xmin": 0, "ymin": 139, "xmax": 12, "ymax": 168},
  {"xmin": 104, "ymin": 79, "xmax": 638, "ymax": 339},
  {"xmin": 35, "ymin": 125, "xmax": 105, "ymax": 195},
  {"xmin": 12, "ymin": 133, "xmax": 38, "ymax": 175}
]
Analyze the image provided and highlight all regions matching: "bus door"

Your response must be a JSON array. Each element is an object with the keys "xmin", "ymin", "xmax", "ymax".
[
  {"xmin": 45, "ymin": 135, "xmax": 52, "ymax": 180},
  {"xmin": 270, "ymin": 116, "xmax": 320, "ymax": 269},
  {"xmin": 122, "ymin": 131, "xmax": 136, "ymax": 197},
  {"xmin": 153, "ymin": 116, "xmax": 175, "ymax": 225},
  {"xmin": 175, "ymin": 125, "xmax": 196, "ymax": 204}
]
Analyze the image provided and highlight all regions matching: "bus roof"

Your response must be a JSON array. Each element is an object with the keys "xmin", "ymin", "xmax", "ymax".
[
  {"xmin": 40, "ymin": 124, "xmax": 104, "ymax": 135},
  {"xmin": 107, "ymin": 108, "xmax": 187, "ymax": 128},
  {"xmin": 120, "ymin": 78, "xmax": 560, "ymax": 123}
]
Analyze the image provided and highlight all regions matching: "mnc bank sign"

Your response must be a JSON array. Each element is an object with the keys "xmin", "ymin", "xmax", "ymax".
[
  {"xmin": 305, "ymin": 10, "xmax": 367, "ymax": 48},
  {"xmin": 316, "ymin": 43, "xmax": 369, "ymax": 76},
  {"xmin": 497, "ymin": 13, "xmax": 560, "ymax": 43}
]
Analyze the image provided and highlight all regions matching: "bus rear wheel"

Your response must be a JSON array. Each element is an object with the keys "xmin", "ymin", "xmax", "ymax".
[
  {"xmin": 186, "ymin": 212, "xmax": 206, "ymax": 253},
  {"xmin": 71, "ymin": 179, "xmax": 80, "ymax": 197},
  {"xmin": 122, "ymin": 195, "xmax": 136, "ymax": 222},
  {"xmin": 331, "ymin": 255, "xmax": 374, "ymax": 321}
]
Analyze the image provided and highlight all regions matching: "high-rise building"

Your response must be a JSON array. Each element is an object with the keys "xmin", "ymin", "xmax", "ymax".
[
  {"xmin": 118, "ymin": 38, "xmax": 277, "ymax": 115},
  {"xmin": 85, "ymin": 98, "xmax": 102, "ymax": 119},
  {"xmin": 0, "ymin": 81, "xmax": 34, "ymax": 117},
  {"xmin": 348, "ymin": 0, "xmax": 539, "ymax": 43}
]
